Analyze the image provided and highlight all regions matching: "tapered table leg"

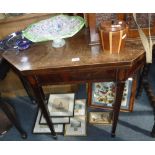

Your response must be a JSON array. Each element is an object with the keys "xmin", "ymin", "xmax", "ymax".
[
  {"xmin": 111, "ymin": 81, "xmax": 125, "ymax": 137},
  {"xmin": 27, "ymin": 76, "xmax": 56, "ymax": 138},
  {"xmin": 19, "ymin": 75, "xmax": 37, "ymax": 104}
]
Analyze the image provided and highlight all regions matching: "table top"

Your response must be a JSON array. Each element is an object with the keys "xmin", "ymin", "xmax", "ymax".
[{"xmin": 2, "ymin": 29, "xmax": 145, "ymax": 75}]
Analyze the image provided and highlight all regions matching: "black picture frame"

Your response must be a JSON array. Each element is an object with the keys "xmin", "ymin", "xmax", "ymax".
[{"xmin": 33, "ymin": 110, "xmax": 64, "ymax": 134}]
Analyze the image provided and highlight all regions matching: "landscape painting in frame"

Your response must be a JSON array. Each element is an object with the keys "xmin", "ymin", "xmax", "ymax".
[{"xmin": 48, "ymin": 93, "xmax": 75, "ymax": 117}]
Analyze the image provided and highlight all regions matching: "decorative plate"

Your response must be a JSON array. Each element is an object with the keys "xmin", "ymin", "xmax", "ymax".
[{"xmin": 22, "ymin": 14, "xmax": 85, "ymax": 42}]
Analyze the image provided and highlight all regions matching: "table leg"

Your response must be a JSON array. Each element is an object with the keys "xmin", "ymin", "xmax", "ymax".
[
  {"xmin": 111, "ymin": 81, "xmax": 125, "ymax": 137},
  {"xmin": 38, "ymin": 86, "xmax": 47, "ymax": 101},
  {"xmin": 27, "ymin": 76, "xmax": 57, "ymax": 138},
  {"xmin": 19, "ymin": 75, "xmax": 37, "ymax": 104},
  {"xmin": 20, "ymin": 75, "xmax": 46, "ymax": 103}
]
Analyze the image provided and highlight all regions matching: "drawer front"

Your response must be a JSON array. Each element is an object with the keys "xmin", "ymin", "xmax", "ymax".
[{"xmin": 37, "ymin": 69, "xmax": 116, "ymax": 85}]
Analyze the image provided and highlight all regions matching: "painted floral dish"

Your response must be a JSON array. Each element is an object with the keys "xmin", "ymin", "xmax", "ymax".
[
  {"xmin": 0, "ymin": 31, "xmax": 33, "ymax": 51},
  {"xmin": 22, "ymin": 14, "xmax": 85, "ymax": 43}
]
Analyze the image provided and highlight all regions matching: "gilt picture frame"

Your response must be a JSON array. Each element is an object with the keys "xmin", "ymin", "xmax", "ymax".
[{"xmin": 89, "ymin": 112, "xmax": 113, "ymax": 125}]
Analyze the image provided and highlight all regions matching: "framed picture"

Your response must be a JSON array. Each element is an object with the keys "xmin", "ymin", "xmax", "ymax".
[
  {"xmin": 74, "ymin": 99, "xmax": 86, "ymax": 116},
  {"xmin": 33, "ymin": 110, "xmax": 64, "ymax": 134},
  {"xmin": 88, "ymin": 77, "xmax": 137, "ymax": 112},
  {"xmin": 89, "ymin": 112, "xmax": 113, "ymax": 125},
  {"xmin": 47, "ymin": 93, "xmax": 75, "ymax": 117},
  {"xmin": 64, "ymin": 116, "xmax": 86, "ymax": 136},
  {"xmin": 39, "ymin": 113, "xmax": 70, "ymax": 124}
]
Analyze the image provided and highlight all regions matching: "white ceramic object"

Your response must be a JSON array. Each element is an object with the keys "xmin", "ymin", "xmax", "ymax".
[{"xmin": 22, "ymin": 14, "xmax": 85, "ymax": 48}]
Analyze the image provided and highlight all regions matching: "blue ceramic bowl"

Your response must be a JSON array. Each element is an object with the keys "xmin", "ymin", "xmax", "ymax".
[{"xmin": 0, "ymin": 31, "xmax": 33, "ymax": 51}]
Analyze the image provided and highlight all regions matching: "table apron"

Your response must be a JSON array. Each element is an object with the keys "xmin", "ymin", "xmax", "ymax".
[{"xmin": 35, "ymin": 68, "xmax": 117, "ymax": 85}]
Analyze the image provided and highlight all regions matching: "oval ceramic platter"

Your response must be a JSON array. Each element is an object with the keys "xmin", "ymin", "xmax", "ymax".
[{"xmin": 22, "ymin": 14, "xmax": 85, "ymax": 42}]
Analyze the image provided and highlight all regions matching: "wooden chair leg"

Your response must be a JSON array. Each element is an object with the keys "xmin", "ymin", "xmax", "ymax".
[
  {"xmin": 136, "ymin": 72, "xmax": 144, "ymax": 98},
  {"xmin": 151, "ymin": 107, "xmax": 155, "ymax": 137},
  {"xmin": 136, "ymin": 64, "xmax": 150, "ymax": 98},
  {"xmin": 140, "ymin": 62, "xmax": 155, "ymax": 138},
  {"xmin": 0, "ymin": 102, "xmax": 27, "ymax": 139}
]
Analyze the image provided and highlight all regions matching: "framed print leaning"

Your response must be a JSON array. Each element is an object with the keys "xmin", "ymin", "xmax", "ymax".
[
  {"xmin": 64, "ymin": 116, "xmax": 86, "ymax": 136},
  {"xmin": 33, "ymin": 110, "xmax": 64, "ymax": 134},
  {"xmin": 88, "ymin": 77, "xmax": 137, "ymax": 112},
  {"xmin": 47, "ymin": 93, "xmax": 75, "ymax": 117},
  {"xmin": 74, "ymin": 99, "xmax": 86, "ymax": 116},
  {"xmin": 39, "ymin": 113, "xmax": 70, "ymax": 124},
  {"xmin": 64, "ymin": 99, "xmax": 87, "ymax": 136}
]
